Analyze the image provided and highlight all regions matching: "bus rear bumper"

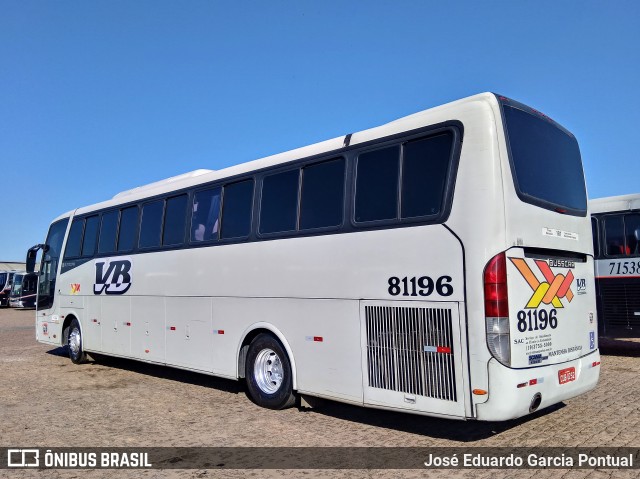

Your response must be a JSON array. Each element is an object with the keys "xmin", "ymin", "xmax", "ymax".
[{"xmin": 475, "ymin": 351, "xmax": 601, "ymax": 421}]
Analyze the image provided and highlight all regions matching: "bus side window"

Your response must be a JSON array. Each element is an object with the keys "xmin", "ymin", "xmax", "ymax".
[
  {"xmin": 98, "ymin": 210, "xmax": 119, "ymax": 254},
  {"xmin": 604, "ymin": 215, "xmax": 626, "ymax": 256},
  {"xmin": 191, "ymin": 187, "xmax": 221, "ymax": 242},
  {"xmin": 260, "ymin": 169, "xmax": 300, "ymax": 234},
  {"xmin": 355, "ymin": 146, "xmax": 400, "ymax": 223},
  {"xmin": 401, "ymin": 132, "xmax": 453, "ymax": 219},
  {"xmin": 139, "ymin": 200, "xmax": 164, "ymax": 249},
  {"xmin": 220, "ymin": 179, "xmax": 254, "ymax": 239},
  {"xmin": 117, "ymin": 206, "xmax": 139, "ymax": 252},
  {"xmin": 624, "ymin": 213, "xmax": 640, "ymax": 255},
  {"xmin": 300, "ymin": 158, "xmax": 345, "ymax": 230},
  {"xmin": 591, "ymin": 217, "xmax": 599, "ymax": 258},
  {"xmin": 162, "ymin": 195, "xmax": 188, "ymax": 246},
  {"xmin": 82, "ymin": 215, "xmax": 100, "ymax": 257},
  {"xmin": 64, "ymin": 218, "xmax": 85, "ymax": 259}
]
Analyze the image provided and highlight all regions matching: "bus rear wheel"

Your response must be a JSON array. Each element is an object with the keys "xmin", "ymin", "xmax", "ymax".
[
  {"xmin": 245, "ymin": 333, "xmax": 295, "ymax": 409},
  {"xmin": 67, "ymin": 318, "xmax": 87, "ymax": 364}
]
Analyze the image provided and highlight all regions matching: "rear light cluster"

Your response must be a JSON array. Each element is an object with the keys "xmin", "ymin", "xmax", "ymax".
[{"xmin": 484, "ymin": 252, "xmax": 511, "ymax": 366}]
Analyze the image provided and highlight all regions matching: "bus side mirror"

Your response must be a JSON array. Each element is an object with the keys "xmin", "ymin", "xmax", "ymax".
[{"xmin": 26, "ymin": 244, "xmax": 44, "ymax": 273}]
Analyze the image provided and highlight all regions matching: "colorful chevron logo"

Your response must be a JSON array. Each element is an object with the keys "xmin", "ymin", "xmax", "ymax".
[
  {"xmin": 70, "ymin": 283, "xmax": 81, "ymax": 294},
  {"xmin": 510, "ymin": 258, "xmax": 574, "ymax": 309}
]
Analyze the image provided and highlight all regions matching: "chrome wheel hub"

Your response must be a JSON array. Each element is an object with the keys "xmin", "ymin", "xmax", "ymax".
[
  {"xmin": 254, "ymin": 348, "xmax": 284, "ymax": 394},
  {"xmin": 69, "ymin": 327, "xmax": 81, "ymax": 358}
]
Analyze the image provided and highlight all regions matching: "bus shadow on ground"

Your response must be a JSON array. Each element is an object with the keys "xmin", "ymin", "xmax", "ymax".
[
  {"xmin": 599, "ymin": 338, "xmax": 640, "ymax": 358},
  {"xmin": 46, "ymin": 346, "xmax": 563, "ymax": 442},
  {"xmin": 304, "ymin": 398, "xmax": 565, "ymax": 442},
  {"xmin": 46, "ymin": 346, "xmax": 245, "ymax": 395}
]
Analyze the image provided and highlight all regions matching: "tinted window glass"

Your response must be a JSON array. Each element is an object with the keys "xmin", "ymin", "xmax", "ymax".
[
  {"xmin": 355, "ymin": 146, "xmax": 400, "ymax": 222},
  {"xmin": 221, "ymin": 180, "xmax": 254, "ymax": 239},
  {"xmin": 401, "ymin": 133, "xmax": 453, "ymax": 218},
  {"xmin": 82, "ymin": 215, "xmax": 100, "ymax": 256},
  {"xmin": 98, "ymin": 211, "xmax": 119, "ymax": 254},
  {"xmin": 39, "ymin": 219, "xmax": 69, "ymax": 310},
  {"xmin": 260, "ymin": 170, "xmax": 299, "ymax": 234},
  {"xmin": 591, "ymin": 217, "xmax": 599, "ymax": 258},
  {"xmin": 191, "ymin": 188, "xmax": 221, "ymax": 242},
  {"xmin": 624, "ymin": 214, "xmax": 640, "ymax": 256},
  {"xmin": 117, "ymin": 206, "xmax": 139, "ymax": 252},
  {"xmin": 139, "ymin": 200, "xmax": 164, "ymax": 248},
  {"xmin": 604, "ymin": 215, "xmax": 625, "ymax": 256},
  {"xmin": 503, "ymin": 105, "xmax": 587, "ymax": 214},
  {"xmin": 24, "ymin": 274, "xmax": 37, "ymax": 293},
  {"xmin": 163, "ymin": 195, "xmax": 188, "ymax": 246},
  {"xmin": 300, "ymin": 158, "xmax": 344, "ymax": 230},
  {"xmin": 64, "ymin": 218, "xmax": 84, "ymax": 258}
]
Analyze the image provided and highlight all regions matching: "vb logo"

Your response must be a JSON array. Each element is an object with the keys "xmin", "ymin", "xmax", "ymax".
[{"xmin": 94, "ymin": 258, "xmax": 132, "ymax": 295}]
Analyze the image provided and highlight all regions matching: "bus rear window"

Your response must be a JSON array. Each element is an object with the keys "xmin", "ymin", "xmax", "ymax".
[{"xmin": 503, "ymin": 103, "xmax": 587, "ymax": 215}]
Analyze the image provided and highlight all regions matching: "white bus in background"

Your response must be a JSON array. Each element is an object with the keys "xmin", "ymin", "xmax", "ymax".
[
  {"xmin": 590, "ymin": 194, "xmax": 640, "ymax": 337},
  {"xmin": 9, "ymin": 271, "xmax": 38, "ymax": 309},
  {"xmin": 0, "ymin": 270, "xmax": 18, "ymax": 307},
  {"xmin": 28, "ymin": 93, "xmax": 599, "ymax": 421}
]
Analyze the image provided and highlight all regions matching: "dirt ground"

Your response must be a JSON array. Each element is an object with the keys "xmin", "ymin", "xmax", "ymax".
[{"xmin": 1, "ymin": 307, "xmax": 639, "ymax": 479}]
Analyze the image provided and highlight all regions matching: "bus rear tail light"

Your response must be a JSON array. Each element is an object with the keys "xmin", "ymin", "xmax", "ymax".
[{"xmin": 484, "ymin": 252, "xmax": 511, "ymax": 366}]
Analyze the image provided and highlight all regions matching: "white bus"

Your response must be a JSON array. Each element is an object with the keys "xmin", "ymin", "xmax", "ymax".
[
  {"xmin": 590, "ymin": 194, "xmax": 640, "ymax": 337},
  {"xmin": 0, "ymin": 270, "xmax": 19, "ymax": 307},
  {"xmin": 28, "ymin": 93, "xmax": 600, "ymax": 421},
  {"xmin": 9, "ymin": 271, "xmax": 38, "ymax": 309}
]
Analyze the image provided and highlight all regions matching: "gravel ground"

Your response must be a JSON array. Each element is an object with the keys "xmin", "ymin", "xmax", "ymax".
[{"xmin": 1, "ymin": 308, "xmax": 639, "ymax": 479}]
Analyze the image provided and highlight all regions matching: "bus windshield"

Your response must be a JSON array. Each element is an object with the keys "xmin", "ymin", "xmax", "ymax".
[
  {"xmin": 0, "ymin": 273, "xmax": 6, "ymax": 288},
  {"xmin": 11, "ymin": 275, "xmax": 23, "ymax": 295},
  {"xmin": 503, "ymin": 102, "xmax": 587, "ymax": 215}
]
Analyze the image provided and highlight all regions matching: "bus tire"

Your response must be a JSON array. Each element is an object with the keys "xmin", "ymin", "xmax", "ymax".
[
  {"xmin": 245, "ymin": 333, "xmax": 295, "ymax": 410},
  {"xmin": 67, "ymin": 318, "xmax": 87, "ymax": 364}
]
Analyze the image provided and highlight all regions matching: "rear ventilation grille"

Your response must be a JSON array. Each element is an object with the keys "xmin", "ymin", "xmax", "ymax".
[
  {"xmin": 365, "ymin": 305, "xmax": 456, "ymax": 402},
  {"xmin": 600, "ymin": 282, "xmax": 640, "ymax": 330}
]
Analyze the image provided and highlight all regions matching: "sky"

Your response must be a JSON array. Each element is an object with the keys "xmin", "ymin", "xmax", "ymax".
[{"xmin": 1, "ymin": 1, "xmax": 639, "ymax": 261}]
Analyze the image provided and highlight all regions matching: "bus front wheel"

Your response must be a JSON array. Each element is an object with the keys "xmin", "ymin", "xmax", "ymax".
[
  {"xmin": 245, "ymin": 333, "xmax": 295, "ymax": 409},
  {"xmin": 67, "ymin": 318, "xmax": 87, "ymax": 364}
]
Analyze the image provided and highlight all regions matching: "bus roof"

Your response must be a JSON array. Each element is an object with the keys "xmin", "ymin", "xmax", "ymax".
[
  {"xmin": 589, "ymin": 193, "xmax": 640, "ymax": 214},
  {"xmin": 52, "ymin": 92, "xmax": 499, "ymax": 222}
]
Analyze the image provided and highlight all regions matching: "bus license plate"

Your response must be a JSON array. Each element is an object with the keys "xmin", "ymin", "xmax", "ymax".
[{"xmin": 558, "ymin": 367, "xmax": 576, "ymax": 385}]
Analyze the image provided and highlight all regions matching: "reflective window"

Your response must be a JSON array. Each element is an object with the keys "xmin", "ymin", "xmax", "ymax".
[
  {"xmin": 260, "ymin": 170, "xmax": 299, "ymax": 234},
  {"xmin": 139, "ymin": 200, "xmax": 164, "ymax": 249},
  {"xmin": 82, "ymin": 215, "xmax": 100, "ymax": 256},
  {"xmin": 38, "ymin": 219, "xmax": 69, "ymax": 310},
  {"xmin": 591, "ymin": 217, "xmax": 599, "ymax": 258},
  {"xmin": 401, "ymin": 133, "xmax": 453, "ymax": 218},
  {"xmin": 604, "ymin": 215, "xmax": 625, "ymax": 256},
  {"xmin": 503, "ymin": 104, "xmax": 587, "ymax": 214},
  {"xmin": 221, "ymin": 180, "xmax": 254, "ymax": 239},
  {"xmin": 162, "ymin": 195, "xmax": 188, "ymax": 246},
  {"xmin": 624, "ymin": 214, "xmax": 640, "ymax": 256},
  {"xmin": 64, "ymin": 218, "xmax": 84, "ymax": 258},
  {"xmin": 98, "ymin": 210, "xmax": 119, "ymax": 254},
  {"xmin": 191, "ymin": 187, "xmax": 221, "ymax": 242},
  {"xmin": 355, "ymin": 146, "xmax": 400, "ymax": 222},
  {"xmin": 117, "ymin": 206, "xmax": 139, "ymax": 252},
  {"xmin": 300, "ymin": 158, "xmax": 344, "ymax": 230}
]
